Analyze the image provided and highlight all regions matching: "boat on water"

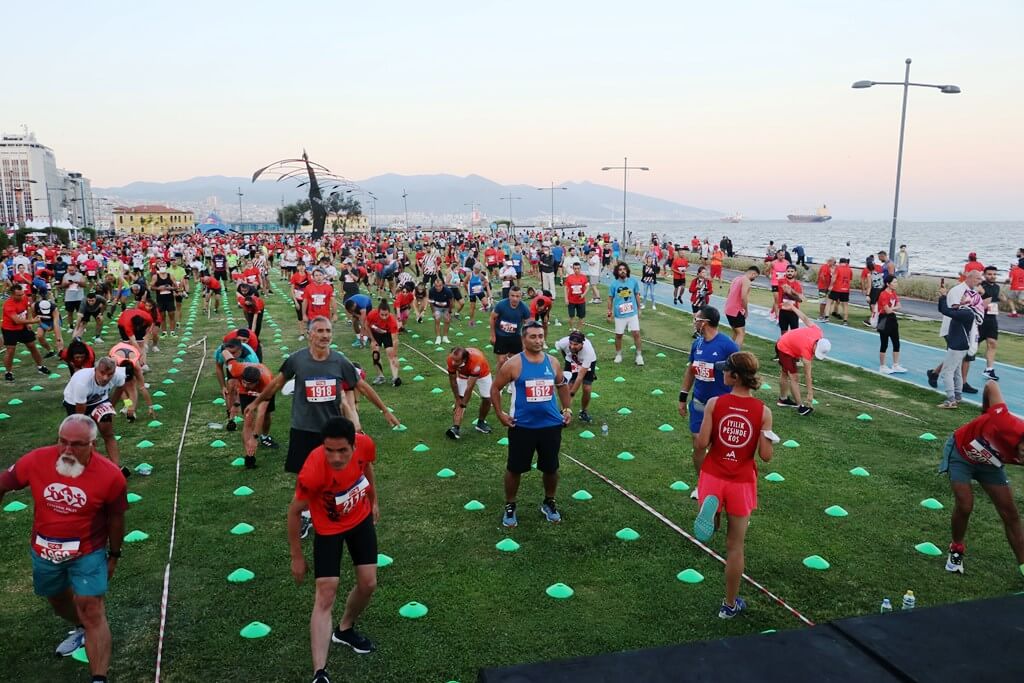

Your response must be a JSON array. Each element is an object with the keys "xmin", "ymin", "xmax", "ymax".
[
  {"xmin": 719, "ymin": 212, "xmax": 742, "ymax": 223},
  {"xmin": 787, "ymin": 205, "xmax": 831, "ymax": 223}
]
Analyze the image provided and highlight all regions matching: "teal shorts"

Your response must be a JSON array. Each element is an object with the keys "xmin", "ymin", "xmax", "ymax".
[
  {"xmin": 31, "ymin": 547, "xmax": 108, "ymax": 597},
  {"xmin": 938, "ymin": 435, "xmax": 1009, "ymax": 486}
]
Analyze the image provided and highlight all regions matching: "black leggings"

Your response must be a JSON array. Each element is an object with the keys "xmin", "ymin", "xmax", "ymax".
[{"xmin": 879, "ymin": 317, "xmax": 900, "ymax": 353}]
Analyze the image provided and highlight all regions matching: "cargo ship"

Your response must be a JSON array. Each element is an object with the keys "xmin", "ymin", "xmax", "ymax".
[
  {"xmin": 787, "ymin": 205, "xmax": 831, "ymax": 223},
  {"xmin": 719, "ymin": 212, "xmax": 742, "ymax": 223}
]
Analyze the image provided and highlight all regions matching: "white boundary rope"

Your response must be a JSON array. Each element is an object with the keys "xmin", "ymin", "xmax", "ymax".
[{"xmin": 154, "ymin": 335, "xmax": 207, "ymax": 683}]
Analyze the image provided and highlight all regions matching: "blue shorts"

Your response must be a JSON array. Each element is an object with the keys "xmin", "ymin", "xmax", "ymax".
[
  {"xmin": 31, "ymin": 547, "xmax": 108, "ymax": 597},
  {"xmin": 689, "ymin": 397, "xmax": 708, "ymax": 433},
  {"xmin": 119, "ymin": 288, "xmax": 131, "ymax": 296},
  {"xmin": 938, "ymin": 435, "xmax": 1009, "ymax": 486}
]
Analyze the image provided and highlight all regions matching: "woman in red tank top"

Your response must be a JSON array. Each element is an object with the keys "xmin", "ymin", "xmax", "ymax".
[{"xmin": 692, "ymin": 351, "xmax": 775, "ymax": 619}]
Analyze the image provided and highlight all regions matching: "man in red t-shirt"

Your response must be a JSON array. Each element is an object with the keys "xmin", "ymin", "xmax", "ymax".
[
  {"xmin": 816, "ymin": 257, "xmax": 834, "ymax": 321},
  {"xmin": 303, "ymin": 269, "xmax": 336, "ymax": 322},
  {"xmin": 824, "ymin": 258, "xmax": 853, "ymax": 324},
  {"xmin": 0, "ymin": 414, "xmax": 127, "ymax": 673},
  {"xmin": 3, "ymin": 283, "xmax": 50, "ymax": 382},
  {"xmin": 671, "ymin": 254, "xmax": 689, "ymax": 305},
  {"xmin": 775, "ymin": 307, "xmax": 830, "ymax": 416},
  {"xmin": 563, "ymin": 262, "xmax": 590, "ymax": 330},
  {"xmin": 941, "ymin": 381, "xmax": 1024, "ymax": 577},
  {"xmin": 287, "ymin": 417, "xmax": 379, "ymax": 682},
  {"xmin": 291, "ymin": 263, "xmax": 312, "ymax": 339},
  {"xmin": 962, "ymin": 252, "xmax": 985, "ymax": 280},
  {"xmin": 776, "ymin": 264, "xmax": 804, "ymax": 334},
  {"xmin": 365, "ymin": 303, "xmax": 401, "ymax": 386},
  {"xmin": 445, "ymin": 346, "xmax": 493, "ymax": 439},
  {"xmin": 1007, "ymin": 258, "xmax": 1024, "ymax": 318}
]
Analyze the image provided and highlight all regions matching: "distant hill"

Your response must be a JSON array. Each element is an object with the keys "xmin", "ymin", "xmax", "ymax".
[{"xmin": 97, "ymin": 173, "xmax": 721, "ymax": 221}]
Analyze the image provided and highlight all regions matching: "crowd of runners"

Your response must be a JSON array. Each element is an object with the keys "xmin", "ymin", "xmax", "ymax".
[{"xmin": 1, "ymin": 228, "xmax": 1022, "ymax": 683}]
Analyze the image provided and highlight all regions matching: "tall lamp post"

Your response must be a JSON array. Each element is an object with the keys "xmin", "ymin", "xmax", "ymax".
[
  {"xmin": 535, "ymin": 182, "xmax": 567, "ymax": 233},
  {"xmin": 601, "ymin": 157, "xmax": 649, "ymax": 248},
  {"xmin": 498, "ymin": 192, "xmax": 521, "ymax": 234},
  {"xmin": 402, "ymin": 189, "xmax": 409, "ymax": 229},
  {"xmin": 464, "ymin": 201, "xmax": 479, "ymax": 229},
  {"xmin": 852, "ymin": 58, "xmax": 960, "ymax": 258}
]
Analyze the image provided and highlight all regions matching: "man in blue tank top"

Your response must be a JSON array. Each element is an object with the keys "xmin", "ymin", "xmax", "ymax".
[
  {"xmin": 678, "ymin": 306, "xmax": 739, "ymax": 501},
  {"xmin": 491, "ymin": 321, "xmax": 573, "ymax": 528}
]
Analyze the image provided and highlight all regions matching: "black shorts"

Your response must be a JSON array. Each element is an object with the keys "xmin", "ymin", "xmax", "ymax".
[
  {"xmin": 283, "ymin": 265, "xmax": 297, "ymax": 274},
  {"xmin": 469, "ymin": 293, "xmax": 486, "ymax": 302},
  {"xmin": 493, "ymin": 335, "xmax": 523, "ymax": 356},
  {"xmin": 450, "ymin": 288, "xmax": 462, "ymax": 301},
  {"xmin": 869, "ymin": 288, "xmax": 882, "ymax": 306},
  {"xmin": 62, "ymin": 400, "xmax": 114, "ymax": 423},
  {"xmin": 286, "ymin": 427, "xmax": 324, "ymax": 474},
  {"xmin": 979, "ymin": 315, "xmax": 998, "ymax": 341},
  {"xmin": 771, "ymin": 285, "xmax": 779, "ymax": 293},
  {"xmin": 65, "ymin": 300, "xmax": 82, "ymax": 314},
  {"xmin": 726, "ymin": 313, "xmax": 746, "ymax": 329},
  {"xmin": 214, "ymin": 270, "xmax": 228, "ymax": 281},
  {"xmin": 570, "ymin": 368, "xmax": 597, "ymax": 386},
  {"xmin": 673, "ymin": 279, "xmax": 686, "ymax": 288},
  {"xmin": 313, "ymin": 514, "xmax": 378, "ymax": 577},
  {"xmin": 507, "ymin": 425, "xmax": 562, "ymax": 474},
  {"xmin": 118, "ymin": 325, "xmax": 147, "ymax": 342},
  {"xmin": 80, "ymin": 310, "xmax": 103, "ymax": 323},
  {"xmin": 3, "ymin": 328, "xmax": 35, "ymax": 346},
  {"xmin": 239, "ymin": 392, "xmax": 275, "ymax": 414},
  {"xmin": 828, "ymin": 291, "xmax": 849, "ymax": 303},
  {"xmin": 371, "ymin": 331, "xmax": 394, "ymax": 349},
  {"xmin": 567, "ymin": 302, "xmax": 586, "ymax": 319},
  {"xmin": 156, "ymin": 295, "xmax": 175, "ymax": 313},
  {"xmin": 295, "ymin": 302, "xmax": 305, "ymax": 321}
]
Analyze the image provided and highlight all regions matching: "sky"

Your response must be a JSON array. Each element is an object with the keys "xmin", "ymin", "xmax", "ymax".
[{"xmin": 7, "ymin": 0, "xmax": 1024, "ymax": 220}]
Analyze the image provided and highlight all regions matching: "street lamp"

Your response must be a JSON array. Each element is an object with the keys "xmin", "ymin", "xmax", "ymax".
[
  {"xmin": 852, "ymin": 58, "xmax": 961, "ymax": 258},
  {"xmin": 236, "ymin": 187, "xmax": 245, "ymax": 225},
  {"xmin": 464, "ymin": 201, "xmax": 480, "ymax": 229},
  {"xmin": 535, "ymin": 182, "xmax": 567, "ymax": 234},
  {"xmin": 498, "ymin": 193, "xmax": 522, "ymax": 234},
  {"xmin": 402, "ymin": 189, "xmax": 409, "ymax": 229},
  {"xmin": 601, "ymin": 157, "xmax": 649, "ymax": 248}
]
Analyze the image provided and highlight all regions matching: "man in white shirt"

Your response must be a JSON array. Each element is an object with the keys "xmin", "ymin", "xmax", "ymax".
[
  {"xmin": 928, "ymin": 270, "xmax": 982, "ymax": 393},
  {"xmin": 62, "ymin": 357, "xmax": 127, "ymax": 468},
  {"xmin": 555, "ymin": 331, "xmax": 598, "ymax": 423}
]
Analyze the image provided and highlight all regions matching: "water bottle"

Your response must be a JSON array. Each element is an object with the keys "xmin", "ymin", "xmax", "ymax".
[
  {"xmin": 880, "ymin": 598, "xmax": 893, "ymax": 614},
  {"xmin": 901, "ymin": 590, "xmax": 916, "ymax": 610},
  {"xmin": 601, "ymin": 422, "xmax": 609, "ymax": 437}
]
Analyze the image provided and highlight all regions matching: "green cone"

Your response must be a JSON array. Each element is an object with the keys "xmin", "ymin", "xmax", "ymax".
[
  {"xmin": 676, "ymin": 568, "xmax": 705, "ymax": 584},
  {"xmin": 402, "ymin": 365, "xmax": 414, "ymax": 371},
  {"xmin": 148, "ymin": 420, "xmax": 162, "ymax": 428},
  {"xmin": 849, "ymin": 467, "xmax": 870, "ymax": 477},
  {"xmin": 495, "ymin": 538, "xmax": 520, "ymax": 552},
  {"xmin": 463, "ymin": 500, "xmax": 485, "ymax": 511},
  {"xmin": 782, "ymin": 439, "xmax": 799, "ymax": 448},
  {"xmin": 231, "ymin": 457, "xmax": 245, "ymax": 467},
  {"xmin": 617, "ymin": 407, "xmax": 632, "ymax": 415},
  {"xmin": 430, "ymin": 387, "xmax": 443, "ymax": 394},
  {"xmin": 210, "ymin": 440, "xmax": 227, "ymax": 448},
  {"xmin": 571, "ymin": 490, "xmax": 593, "ymax": 501},
  {"xmin": 413, "ymin": 375, "xmax": 425, "ymax": 381},
  {"xmin": 669, "ymin": 480, "xmax": 690, "ymax": 491},
  {"xmin": 824, "ymin": 505, "xmax": 848, "ymax": 517},
  {"xmin": 233, "ymin": 486, "xmax": 254, "ymax": 496},
  {"xmin": 650, "ymin": 389, "xmax": 664, "ymax": 396},
  {"xmin": 545, "ymin": 583, "xmax": 574, "ymax": 599},
  {"xmin": 919, "ymin": 432, "xmax": 938, "ymax": 441},
  {"xmin": 3, "ymin": 501, "xmax": 28, "ymax": 512},
  {"xmin": 616, "ymin": 527, "xmax": 640, "ymax": 541},
  {"xmin": 399, "ymin": 602, "xmax": 428, "ymax": 619},
  {"xmin": 802, "ymin": 555, "xmax": 830, "ymax": 570},
  {"xmin": 915, "ymin": 542, "xmax": 942, "ymax": 556},
  {"xmin": 613, "ymin": 376, "xmax": 626, "ymax": 383},
  {"xmin": 30, "ymin": 385, "xmax": 43, "ymax": 391},
  {"xmin": 764, "ymin": 472, "xmax": 785, "ymax": 482},
  {"xmin": 8, "ymin": 398, "xmax": 23, "ymax": 406},
  {"xmin": 920, "ymin": 498, "xmax": 944, "ymax": 510},
  {"xmin": 124, "ymin": 530, "xmax": 149, "ymax": 543},
  {"xmin": 230, "ymin": 523, "xmax": 255, "ymax": 535},
  {"xmin": 239, "ymin": 621, "xmax": 271, "ymax": 638},
  {"xmin": 579, "ymin": 430, "xmax": 596, "ymax": 439},
  {"xmin": 591, "ymin": 392, "xmax": 601, "ymax": 398},
  {"xmin": 0, "ymin": 413, "xmax": 9, "ymax": 420},
  {"xmin": 48, "ymin": 373, "xmax": 61, "ymax": 379},
  {"xmin": 135, "ymin": 462, "xmax": 153, "ymax": 472},
  {"xmin": 227, "ymin": 568, "xmax": 255, "ymax": 583},
  {"xmin": 617, "ymin": 452, "xmax": 635, "ymax": 461},
  {"xmin": 392, "ymin": 424, "xmax": 408, "ymax": 432},
  {"xmin": 137, "ymin": 440, "xmax": 155, "ymax": 449},
  {"xmin": 656, "ymin": 352, "xmax": 667, "ymax": 358},
  {"xmin": 72, "ymin": 647, "xmax": 89, "ymax": 663},
  {"xmin": 152, "ymin": 404, "xmax": 163, "ymax": 411},
  {"xmin": 497, "ymin": 437, "xmax": 509, "ymax": 445},
  {"xmin": 377, "ymin": 553, "xmax": 394, "ymax": 567},
  {"xmin": 657, "ymin": 424, "xmax": 675, "ymax": 432},
  {"xmin": 126, "ymin": 493, "xmax": 142, "ymax": 504},
  {"xmin": 436, "ymin": 468, "xmax": 456, "ymax": 478},
  {"xmin": 153, "ymin": 391, "xmax": 167, "ymax": 397},
  {"xmin": 856, "ymin": 413, "xmax": 872, "ymax": 421},
  {"xmin": 412, "ymin": 443, "xmax": 430, "ymax": 452}
]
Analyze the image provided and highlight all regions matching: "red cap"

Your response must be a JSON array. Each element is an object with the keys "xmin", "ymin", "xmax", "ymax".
[{"xmin": 968, "ymin": 252, "xmax": 977, "ymax": 259}]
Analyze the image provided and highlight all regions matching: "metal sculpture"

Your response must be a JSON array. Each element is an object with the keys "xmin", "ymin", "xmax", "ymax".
[{"xmin": 251, "ymin": 151, "xmax": 353, "ymax": 239}]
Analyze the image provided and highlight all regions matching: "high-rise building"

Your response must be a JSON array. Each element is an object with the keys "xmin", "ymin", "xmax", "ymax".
[{"xmin": 0, "ymin": 129, "xmax": 94, "ymax": 228}]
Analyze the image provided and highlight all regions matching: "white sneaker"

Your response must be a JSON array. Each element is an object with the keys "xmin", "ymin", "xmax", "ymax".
[
  {"xmin": 635, "ymin": 354, "xmax": 644, "ymax": 366},
  {"xmin": 640, "ymin": 303, "xmax": 646, "ymax": 309},
  {"xmin": 434, "ymin": 336, "xmax": 442, "ymax": 345},
  {"xmin": 614, "ymin": 352, "xmax": 622, "ymax": 364},
  {"xmin": 55, "ymin": 627, "xmax": 85, "ymax": 657},
  {"xmin": 880, "ymin": 366, "xmax": 893, "ymax": 375},
  {"xmin": 651, "ymin": 304, "xmax": 657, "ymax": 310},
  {"xmin": 891, "ymin": 365, "xmax": 907, "ymax": 374},
  {"xmin": 442, "ymin": 336, "xmax": 450, "ymax": 343},
  {"xmin": 151, "ymin": 345, "xmax": 160, "ymax": 353},
  {"xmin": 689, "ymin": 487, "xmax": 699, "ymax": 500}
]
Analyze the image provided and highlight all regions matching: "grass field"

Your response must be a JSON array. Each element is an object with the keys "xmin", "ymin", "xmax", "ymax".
[{"xmin": 2, "ymin": 275, "xmax": 1023, "ymax": 683}]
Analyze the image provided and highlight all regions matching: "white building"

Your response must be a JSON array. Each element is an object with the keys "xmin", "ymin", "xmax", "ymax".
[{"xmin": 0, "ymin": 129, "xmax": 94, "ymax": 228}]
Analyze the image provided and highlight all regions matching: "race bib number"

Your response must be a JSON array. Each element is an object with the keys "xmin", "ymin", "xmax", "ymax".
[
  {"xmin": 311, "ymin": 294, "xmax": 327, "ymax": 306},
  {"xmin": 524, "ymin": 378, "xmax": 554, "ymax": 402},
  {"xmin": 334, "ymin": 475, "xmax": 370, "ymax": 515},
  {"xmin": 964, "ymin": 438, "xmax": 1003, "ymax": 467},
  {"xmin": 692, "ymin": 361, "xmax": 715, "ymax": 381},
  {"xmin": 987, "ymin": 302, "xmax": 999, "ymax": 315},
  {"xmin": 499, "ymin": 320, "xmax": 517, "ymax": 334},
  {"xmin": 33, "ymin": 534, "xmax": 82, "ymax": 564},
  {"xmin": 570, "ymin": 285, "xmax": 583, "ymax": 295},
  {"xmin": 471, "ymin": 285, "xmax": 483, "ymax": 294},
  {"xmin": 90, "ymin": 402, "xmax": 115, "ymax": 421},
  {"xmin": 304, "ymin": 378, "xmax": 338, "ymax": 403},
  {"xmin": 617, "ymin": 301, "xmax": 634, "ymax": 315},
  {"xmin": 86, "ymin": 270, "xmax": 97, "ymax": 277},
  {"xmin": 68, "ymin": 282, "xmax": 79, "ymax": 291}
]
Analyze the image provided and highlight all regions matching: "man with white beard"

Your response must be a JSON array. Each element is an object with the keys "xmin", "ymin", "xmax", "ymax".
[
  {"xmin": 0, "ymin": 414, "xmax": 127, "ymax": 681},
  {"xmin": 62, "ymin": 357, "xmax": 128, "ymax": 474}
]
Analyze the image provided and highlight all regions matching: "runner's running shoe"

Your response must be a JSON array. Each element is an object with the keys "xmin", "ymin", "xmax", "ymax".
[
  {"xmin": 891, "ymin": 365, "xmax": 907, "ymax": 373},
  {"xmin": 962, "ymin": 383, "xmax": 979, "ymax": 394},
  {"xmin": 718, "ymin": 596, "xmax": 747, "ymax": 619},
  {"xmin": 55, "ymin": 627, "xmax": 85, "ymax": 657},
  {"xmin": 776, "ymin": 397, "xmax": 798, "ymax": 408},
  {"xmin": 579, "ymin": 410, "xmax": 593, "ymax": 423},
  {"xmin": 982, "ymin": 368, "xmax": 1000, "ymax": 381},
  {"xmin": 797, "ymin": 405, "xmax": 814, "ymax": 417},
  {"xmin": 300, "ymin": 515, "xmax": 312, "ymax": 539},
  {"xmin": 926, "ymin": 369, "xmax": 939, "ymax": 388},
  {"xmin": 541, "ymin": 498, "xmax": 561, "ymax": 523},
  {"xmin": 445, "ymin": 426, "xmax": 460, "ymax": 440},
  {"xmin": 312, "ymin": 669, "xmax": 332, "ymax": 683},
  {"xmin": 332, "ymin": 626, "xmax": 376, "ymax": 653},
  {"xmin": 259, "ymin": 435, "xmax": 279, "ymax": 449},
  {"xmin": 694, "ymin": 494, "xmax": 719, "ymax": 542},
  {"xmin": 474, "ymin": 419, "xmax": 493, "ymax": 434},
  {"xmin": 945, "ymin": 549, "xmax": 965, "ymax": 574},
  {"xmin": 502, "ymin": 503, "xmax": 518, "ymax": 528}
]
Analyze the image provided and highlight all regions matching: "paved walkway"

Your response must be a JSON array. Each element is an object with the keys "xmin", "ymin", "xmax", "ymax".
[{"xmin": 591, "ymin": 272, "xmax": 1024, "ymax": 416}]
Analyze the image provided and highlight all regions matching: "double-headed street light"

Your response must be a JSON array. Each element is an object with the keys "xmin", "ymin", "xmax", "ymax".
[
  {"xmin": 852, "ymin": 58, "xmax": 961, "ymax": 259},
  {"xmin": 498, "ymin": 193, "xmax": 521, "ymax": 235},
  {"xmin": 601, "ymin": 157, "xmax": 648, "ymax": 248},
  {"xmin": 536, "ymin": 182, "xmax": 567, "ymax": 234}
]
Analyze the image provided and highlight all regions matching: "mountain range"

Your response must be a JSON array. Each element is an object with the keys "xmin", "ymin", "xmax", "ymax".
[{"xmin": 96, "ymin": 174, "xmax": 722, "ymax": 222}]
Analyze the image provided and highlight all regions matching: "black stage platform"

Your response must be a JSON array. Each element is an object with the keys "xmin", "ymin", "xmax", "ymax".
[{"xmin": 478, "ymin": 595, "xmax": 1023, "ymax": 683}]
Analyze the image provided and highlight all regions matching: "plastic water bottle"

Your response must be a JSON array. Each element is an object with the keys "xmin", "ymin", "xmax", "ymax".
[
  {"xmin": 901, "ymin": 590, "xmax": 916, "ymax": 610},
  {"xmin": 880, "ymin": 598, "xmax": 893, "ymax": 614},
  {"xmin": 601, "ymin": 422, "xmax": 609, "ymax": 437}
]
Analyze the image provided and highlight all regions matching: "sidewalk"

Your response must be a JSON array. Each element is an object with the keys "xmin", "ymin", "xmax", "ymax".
[{"xmin": 593, "ymin": 272, "xmax": 1024, "ymax": 416}]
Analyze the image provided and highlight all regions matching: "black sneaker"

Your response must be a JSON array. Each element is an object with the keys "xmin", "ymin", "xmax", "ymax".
[
  {"xmin": 445, "ymin": 426, "xmax": 460, "ymax": 440},
  {"xmin": 926, "ymin": 369, "xmax": 938, "ymax": 388},
  {"xmin": 43, "ymin": 350, "xmax": 57, "ymax": 359},
  {"xmin": 776, "ymin": 397, "xmax": 798, "ymax": 408},
  {"xmin": 579, "ymin": 410, "xmax": 593, "ymax": 423},
  {"xmin": 312, "ymin": 668, "xmax": 332, "ymax": 683},
  {"xmin": 37, "ymin": 365, "xmax": 50, "ymax": 375},
  {"xmin": 332, "ymin": 626, "xmax": 376, "ymax": 654},
  {"xmin": 393, "ymin": 376, "xmax": 402, "ymax": 387},
  {"xmin": 962, "ymin": 383, "xmax": 979, "ymax": 394},
  {"xmin": 120, "ymin": 465, "xmax": 132, "ymax": 478},
  {"xmin": 945, "ymin": 549, "xmax": 965, "ymax": 574},
  {"xmin": 797, "ymin": 405, "xmax": 814, "ymax": 417},
  {"xmin": 474, "ymin": 419, "xmax": 493, "ymax": 434},
  {"xmin": 259, "ymin": 435, "xmax": 279, "ymax": 449},
  {"xmin": 299, "ymin": 515, "xmax": 312, "ymax": 540},
  {"xmin": 126, "ymin": 413, "xmax": 136, "ymax": 424},
  {"xmin": 226, "ymin": 420, "xmax": 238, "ymax": 432},
  {"xmin": 982, "ymin": 368, "xmax": 1000, "ymax": 382},
  {"xmin": 244, "ymin": 455, "xmax": 257, "ymax": 469},
  {"xmin": 4, "ymin": 372, "xmax": 13, "ymax": 382}
]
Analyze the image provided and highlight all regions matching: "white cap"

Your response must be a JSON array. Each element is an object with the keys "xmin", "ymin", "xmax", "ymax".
[{"xmin": 814, "ymin": 338, "xmax": 832, "ymax": 360}]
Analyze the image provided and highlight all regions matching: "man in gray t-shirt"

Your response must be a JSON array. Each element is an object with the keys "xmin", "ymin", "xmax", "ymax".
[
  {"xmin": 62, "ymin": 265, "xmax": 86, "ymax": 325},
  {"xmin": 280, "ymin": 347, "xmax": 359, "ymax": 436}
]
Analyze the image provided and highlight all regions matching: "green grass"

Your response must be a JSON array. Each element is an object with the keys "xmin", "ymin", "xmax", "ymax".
[{"xmin": 2, "ymin": 277, "xmax": 1023, "ymax": 682}]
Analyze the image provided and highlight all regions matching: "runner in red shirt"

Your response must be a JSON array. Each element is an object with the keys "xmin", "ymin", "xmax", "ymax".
[
  {"xmin": 303, "ymin": 269, "xmax": 336, "ymax": 322},
  {"xmin": 825, "ymin": 259, "xmax": 853, "ymax": 324},
  {"xmin": 563, "ymin": 262, "xmax": 590, "ymax": 330},
  {"xmin": 3, "ymin": 283, "xmax": 50, "ymax": 382},
  {"xmin": 1007, "ymin": 258, "xmax": 1024, "ymax": 318},
  {"xmin": 775, "ymin": 307, "xmax": 830, "ymax": 416},
  {"xmin": 671, "ymin": 254, "xmax": 689, "ymax": 305},
  {"xmin": 223, "ymin": 350, "xmax": 276, "ymax": 467},
  {"xmin": 237, "ymin": 291, "xmax": 265, "ymax": 337},
  {"xmin": 59, "ymin": 338, "xmax": 96, "ymax": 377},
  {"xmin": 445, "ymin": 346, "xmax": 493, "ymax": 439},
  {"xmin": 393, "ymin": 289, "xmax": 414, "ymax": 331},
  {"xmin": 116, "ymin": 304, "xmax": 154, "ymax": 367},
  {"xmin": 291, "ymin": 264, "xmax": 312, "ymax": 339},
  {"xmin": 201, "ymin": 274, "xmax": 222, "ymax": 316},
  {"xmin": 287, "ymin": 417, "xmax": 379, "ymax": 681},
  {"xmin": 816, "ymin": 257, "xmax": 834, "ymax": 321},
  {"xmin": 0, "ymin": 414, "xmax": 127, "ymax": 672},
  {"xmin": 941, "ymin": 381, "xmax": 1024, "ymax": 577},
  {"xmin": 776, "ymin": 264, "xmax": 804, "ymax": 334},
  {"xmin": 692, "ymin": 351, "xmax": 774, "ymax": 618},
  {"xmin": 365, "ymin": 301, "xmax": 401, "ymax": 386},
  {"xmin": 962, "ymin": 252, "xmax": 985, "ymax": 280},
  {"xmin": 529, "ymin": 291, "xmax": 553, "ymax": 339}
]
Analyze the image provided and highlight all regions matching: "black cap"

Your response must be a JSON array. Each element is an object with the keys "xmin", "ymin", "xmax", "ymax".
[{"xmin": 568, "ymin": 331, "xmax": 586, "ymax": 343}]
